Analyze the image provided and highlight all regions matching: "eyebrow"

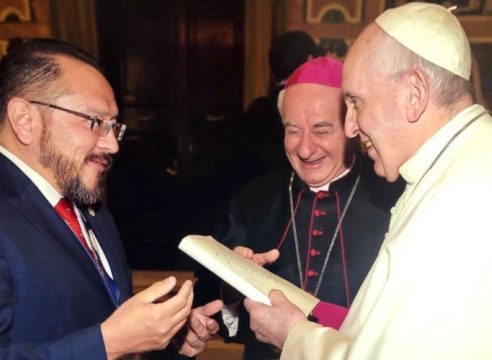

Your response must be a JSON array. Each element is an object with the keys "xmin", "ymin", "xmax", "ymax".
[
  {"xmin": 283, "ymin": 121, "xmax": 297, "ymax": 127},
  {"xmin": 313, "ymin": 121, "xmax": 333, "ymax": 128},
  {"xmin": 284, "ymin": 120, "xmax": 335, "ymax": 127},
  {"xmin": 85, "ymin": 106, "xmax": 119, "ymax": 120}
]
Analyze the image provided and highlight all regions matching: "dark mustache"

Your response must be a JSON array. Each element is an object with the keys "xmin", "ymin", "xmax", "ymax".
[{"xmin": 85, "ymin": 153, "xmax": 113, "ymax": 170}]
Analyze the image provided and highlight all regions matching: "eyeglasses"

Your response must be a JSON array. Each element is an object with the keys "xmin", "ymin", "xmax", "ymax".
[{"xmin": 29, "ymin": 100, "xmax": 126, "ymax": 141}]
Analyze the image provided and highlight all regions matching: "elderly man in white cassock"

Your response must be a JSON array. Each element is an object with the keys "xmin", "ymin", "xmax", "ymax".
[{"xmin": 243, "ymin": 2, "xmax": 492, "ymax": 359}]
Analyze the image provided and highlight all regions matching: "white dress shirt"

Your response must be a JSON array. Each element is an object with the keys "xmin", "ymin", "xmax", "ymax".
[{"xmin": 0, "ymin": 145, "xmax": 113, "ymax": 278}]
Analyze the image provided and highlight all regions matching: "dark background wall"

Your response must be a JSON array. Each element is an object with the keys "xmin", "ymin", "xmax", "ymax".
[
  {"xmin": 1, "ymin": 0, "xmax": 491, "ymax": 271},
  {"xmin": 97, "ymin": 0, "xmax": 245, "ymax": 270}
]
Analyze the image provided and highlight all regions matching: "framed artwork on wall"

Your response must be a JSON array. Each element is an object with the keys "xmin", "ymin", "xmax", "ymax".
[{"xmin": 0, "ymin": 0, "xmax": 50, "ymax": 60}]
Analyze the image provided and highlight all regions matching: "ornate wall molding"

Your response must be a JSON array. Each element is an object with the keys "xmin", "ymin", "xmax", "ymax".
[
  {"xmin": 0, "ymin": 0, "xmax": 32, "ymax": 22},
  {"xmin": 306, "ymin": 0, "xmax": 363, "ymax": 24},
  {"xmin": 0, "ymin": 0, "xmax": 50, "ymax": 60},
  {"xmin": 0, "ymin": 0, "xmax": 50, "ymax": 43}
]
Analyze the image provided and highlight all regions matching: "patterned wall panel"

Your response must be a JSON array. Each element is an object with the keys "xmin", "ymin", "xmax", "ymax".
[
  {"xmin": 303, "ymin": 0, "xmax": 365, "ymax": 57},
  {"xmin": 0, "ymin": 0, "xmax": 50, "ymax": 59},
  {"xmin": 285, "ymin": 0, "xmax": 386, "ymax": 58},
  {"xmin": 306, "ymin": 0, "xmax": 363, "ymax": 24},
  {"xmin": 0, "ymin": 0, "xmax": 32, "ymax": 22}
]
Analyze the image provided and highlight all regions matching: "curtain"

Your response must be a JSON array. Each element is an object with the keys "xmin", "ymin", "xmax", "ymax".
[{"xmin": 50, "ymin": 0, "xmax": 99, "ymax": 59}]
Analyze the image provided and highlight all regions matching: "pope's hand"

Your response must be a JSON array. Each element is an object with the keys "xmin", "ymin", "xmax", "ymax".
[{"xmin": 244, "ymin": 289, "xmax": 306, "ymax": 350}]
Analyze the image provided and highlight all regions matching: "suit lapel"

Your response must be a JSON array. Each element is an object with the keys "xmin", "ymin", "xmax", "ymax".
[
  {"xmin": 0, "ymin": 155, "xmax": 116, "ymax": 308},
  {"xmin": 18, "ymin": 188, "xmax": 115, "ymax": 302}
]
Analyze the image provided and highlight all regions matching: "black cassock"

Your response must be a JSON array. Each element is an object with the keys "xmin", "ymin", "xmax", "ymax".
[{"xmin": 194, "ymin": 155, "xmax": 404, "ymax": 360}]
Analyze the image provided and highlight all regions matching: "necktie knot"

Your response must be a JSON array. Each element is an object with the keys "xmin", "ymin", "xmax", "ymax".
[
  {"xmin": 55, "ymin": 197, "xmax": 89, "ymax": 251},
  {"xmin": 55, "ymin": 197, "xmax": 77, "ymax": 221}
]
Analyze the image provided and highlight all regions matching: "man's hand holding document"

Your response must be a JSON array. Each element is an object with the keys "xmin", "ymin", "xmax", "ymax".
[{"xmin": 178, "ymin": 234, "xmax": 319, "ymax": 316}]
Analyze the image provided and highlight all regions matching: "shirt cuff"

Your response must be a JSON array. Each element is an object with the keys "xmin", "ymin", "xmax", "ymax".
[{"xmin": 221, "ymin": 302, "xmax": 240, "ymax": 337}]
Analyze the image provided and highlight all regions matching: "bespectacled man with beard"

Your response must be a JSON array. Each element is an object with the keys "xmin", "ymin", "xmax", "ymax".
[{"xmin": 0, "ymin": 38, "xmax": 223, "ymax": 359}]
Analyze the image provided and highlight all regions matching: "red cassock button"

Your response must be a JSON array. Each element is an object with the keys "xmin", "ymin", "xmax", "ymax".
[
  {"xmin": 307, "ymin": 270, "xmax": 319, "ymax": 277},
  {"xmin": 312, "ymin": 229, "xmax": 324, "ymax": 236},
  {"xmin": 310, "ymin": 249, "xmax": 321, "ymax": 256},
  {"xmin": 317, "ymin": 192, "xmax": 329, "ymax": 199},
  {"xmin": 314, "ymin": 209, "xmax": 327, "ymax": 217}
]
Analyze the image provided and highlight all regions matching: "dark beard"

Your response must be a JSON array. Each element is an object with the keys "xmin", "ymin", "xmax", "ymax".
[{"xmin": 39, "ymin": 127, "xmax": 112, "ymax": 205}]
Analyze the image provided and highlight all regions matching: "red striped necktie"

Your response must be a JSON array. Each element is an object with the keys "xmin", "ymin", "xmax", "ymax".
[
  {"xmin": 55, "ymin": 197, "xmax": 95, "ymax": 259},
  {"xmin": 54, "ymin": 197, "xmax": 121, "ymax": 305}
]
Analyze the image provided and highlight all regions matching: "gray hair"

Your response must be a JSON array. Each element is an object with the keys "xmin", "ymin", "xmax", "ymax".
[{"xmin": 371, "ymin": 33, "xmax": 474, "ymax": 109}]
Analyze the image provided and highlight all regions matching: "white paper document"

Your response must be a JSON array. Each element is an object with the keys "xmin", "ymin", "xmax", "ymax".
[{"xmin": 179, "ymin": 234, "xmax": 319, "ymax": 316}]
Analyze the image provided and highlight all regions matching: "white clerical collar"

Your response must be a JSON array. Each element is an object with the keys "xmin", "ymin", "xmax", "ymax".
[
  {"xmin": 0, "ymin": 145, "xmax": 62, "ymax": 206},
  {"xmin": 309, "ymin": 162, "xmax": 353, "ymax": 193},
  {"xmin": 399, "ymin": 104, "xmax": 486, "ymax": 185}
]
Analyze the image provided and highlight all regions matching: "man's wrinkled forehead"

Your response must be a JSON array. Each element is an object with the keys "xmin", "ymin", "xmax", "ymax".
[
  {"xmin": 341, "ymin": 23, "xmax": 383, "ymax": 97},
  {"xmin": 281, "ymin": 83, "xmax": 345, "ymax": 128}
]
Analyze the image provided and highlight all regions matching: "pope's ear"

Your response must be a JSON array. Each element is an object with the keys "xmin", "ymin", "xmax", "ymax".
[
  {"xmin": 6, "ymin": 98, "xmax": 36, "ymax": 145},
  {"xmin": 405, "ymin": 68, "xmax": 429, "ymax": 124}
]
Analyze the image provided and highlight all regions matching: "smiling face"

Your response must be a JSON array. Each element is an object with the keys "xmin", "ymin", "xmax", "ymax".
[
  {"xmin": 343, "ymin": 24, "xmax": 407, "ymax": 182},
  {"xmin": 34, "ymin": 55, "xmax": 119, "ymax": 204},
  {"xmin": 282, "ymin": 83, "xmax": 348, "ymax": 187}
]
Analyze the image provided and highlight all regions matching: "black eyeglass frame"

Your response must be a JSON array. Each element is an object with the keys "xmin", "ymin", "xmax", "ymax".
[{"xmin": 29, "ymin": 100, "xmax": 126, "ymax": 141}]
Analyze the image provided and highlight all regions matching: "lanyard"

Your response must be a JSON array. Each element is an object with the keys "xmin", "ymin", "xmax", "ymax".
[{"xmin": 79, "ymin": 211, "xmax": 120, "ymax": 306}]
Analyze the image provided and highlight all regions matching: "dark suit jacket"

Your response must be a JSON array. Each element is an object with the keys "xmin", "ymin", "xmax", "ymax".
[
  {"xmin": 0, "ymin": 154, "xmax": 132, "ymax": 359},
  {"xmin": 194, "ymin": 155, "xmax": 404, "ymax": 360}
]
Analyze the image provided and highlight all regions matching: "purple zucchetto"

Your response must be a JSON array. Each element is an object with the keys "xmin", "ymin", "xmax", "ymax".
[{"xmin": 285, "ymin": 55, "xmax": 343, "ymax": 89}]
